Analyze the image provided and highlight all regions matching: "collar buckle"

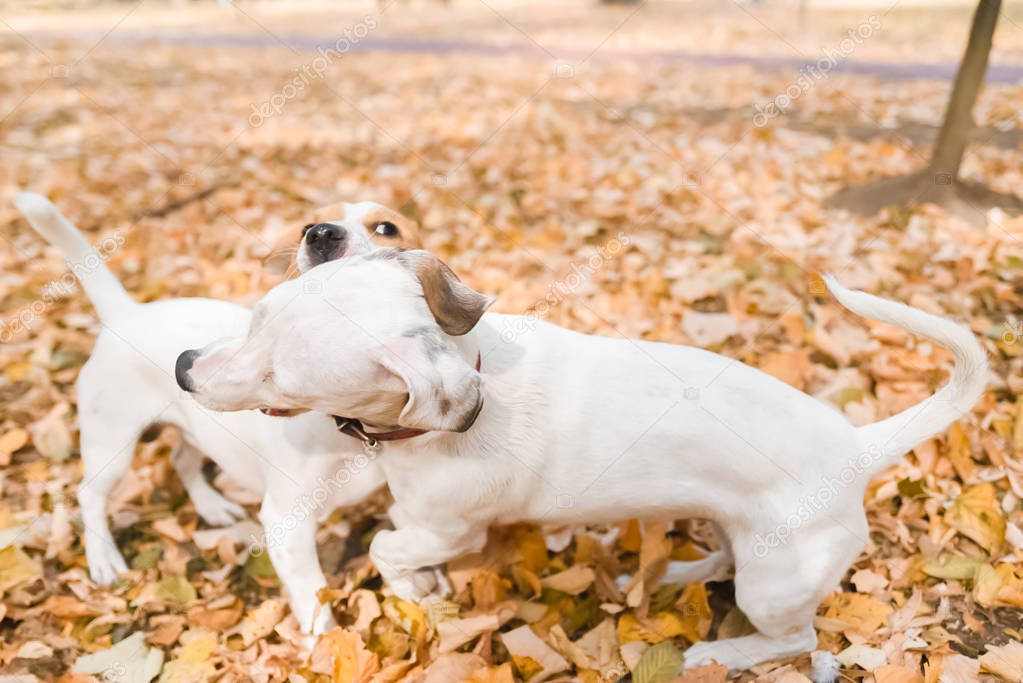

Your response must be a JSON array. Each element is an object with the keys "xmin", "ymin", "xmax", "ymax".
[{"xmin": 334, "ymin": 418, "xmax": 380, "ymax": 450}]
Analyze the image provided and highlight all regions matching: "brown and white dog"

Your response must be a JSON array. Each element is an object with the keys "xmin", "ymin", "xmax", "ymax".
[{"xmin": 14, "ymin": 193, "xmax": 421, "ymax": 634}]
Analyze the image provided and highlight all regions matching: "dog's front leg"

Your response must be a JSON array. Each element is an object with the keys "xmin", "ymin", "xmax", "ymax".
[
  {"xmin": 370, "ymin": 524, "xmax": 486, "ymax": 603},
  {"xmin": 258, "ymin": 494, "xmax": 336, "ymax": 635}
]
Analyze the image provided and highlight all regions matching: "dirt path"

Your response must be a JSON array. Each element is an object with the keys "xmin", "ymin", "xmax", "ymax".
[{"xmin": 21, "ymin": 29, "xmax": 1023, "ymax": 83}]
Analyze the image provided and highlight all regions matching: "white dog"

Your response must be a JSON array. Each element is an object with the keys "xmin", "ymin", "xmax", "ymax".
[
  {"xmin": 13, "ymin": 193, "xmax": 421, "ymax": 634},
  {"xmin": 177, "ymin": 249, "xmax": 986, "ymax": 670}
]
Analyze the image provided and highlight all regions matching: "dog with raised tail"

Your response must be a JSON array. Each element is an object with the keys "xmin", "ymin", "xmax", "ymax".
[
  {"xmin": 175, "ymin": 249, "xmax": 987, "ymax": 671},
  {"xmin": 12, "ymin": 193, "xmax": 420, "ymax": 634}
]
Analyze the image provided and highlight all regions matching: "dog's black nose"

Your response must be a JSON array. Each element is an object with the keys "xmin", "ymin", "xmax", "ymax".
[
  {"xmin": 176, "ymin": 349, "xmax": 199, "ymax": 392},
  {"xmin": 306, "ymin": 223, "xmax": 344, "ymax": 253}
]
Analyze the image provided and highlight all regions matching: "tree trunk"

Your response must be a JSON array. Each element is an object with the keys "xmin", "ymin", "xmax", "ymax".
[{"xmin": 928, "ymin": 0, "xmax": 1001, "ymax": 181}]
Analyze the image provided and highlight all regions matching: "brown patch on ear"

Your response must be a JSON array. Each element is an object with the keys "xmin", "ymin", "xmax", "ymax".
[
  {"xmin": 363, "ymin": 207, "xmax": 423, "ymax": 249},
  {"xmin": 400, "ymin": 250, "xmax": 493, "ymax": 336}
]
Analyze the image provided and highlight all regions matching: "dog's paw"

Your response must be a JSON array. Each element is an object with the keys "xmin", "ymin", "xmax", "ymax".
[
  {"xmin": 388, "ymin": 568, "xmax": 450, "ymax": 603},
  {"xmin": 684, "ymin": 640, "xmax": 742, "ymax": 671},
  {"xmin": 87, "ymin": 545, "xmax": 129, "ymax": 585},
  {"xmin": 192, "ymin": 490, "xmax": 246, "ymax": 527}
]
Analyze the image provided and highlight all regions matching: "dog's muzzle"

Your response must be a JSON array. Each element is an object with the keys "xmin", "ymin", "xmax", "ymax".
[
  {"xmin": 175, "ymin": 349, "xmax": 199, "ymax": 392},
  {"xmin": 305, "ymin": 223, "xmax": 346, "ymax": 259}
]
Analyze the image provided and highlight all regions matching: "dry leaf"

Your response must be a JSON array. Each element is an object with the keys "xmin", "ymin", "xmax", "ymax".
[
  {"xmin": 500, "ymin": 625, "xmax": 569, "ymax": 682},
  {"xmin": 944, "ymin": 483, "xmax": 1006, "ymax": 554},
  {"xmin": 322, "ymin": 628, "xmax": 379, "ymax": 683},
  {"xmin": 540, "ymin": 565, "xmax": 595, "ymax": 595},
  {"xmin": 0, "ymin": 546, "xmax": 42, "ymax": 593},
  {"xmin": 978, "ymin": 641, "xmax": 1023, "ymax": 680},
  {"xmin": 0, "ymin": 429, "xmax": 28, "ymax": 466}
]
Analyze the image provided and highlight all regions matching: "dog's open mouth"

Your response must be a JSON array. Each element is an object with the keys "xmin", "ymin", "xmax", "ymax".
[{"xmin": 259, "ymin": 407, "xmax": 306, "ymax": 417}]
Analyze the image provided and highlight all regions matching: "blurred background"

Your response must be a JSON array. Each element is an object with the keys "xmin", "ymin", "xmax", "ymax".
[{"xmin": 2, "ymin": 1, "xmax": 1023, "ymax": 681}]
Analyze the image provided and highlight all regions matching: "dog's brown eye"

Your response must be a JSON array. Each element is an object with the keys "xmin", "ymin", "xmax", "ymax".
[
  {"xmin": 374, "ymin": 221, "xmax": 399, "ymax": 238},
  {"xmin": 302, "ymin": 223, "xmax": 315, "ymax": 237}
]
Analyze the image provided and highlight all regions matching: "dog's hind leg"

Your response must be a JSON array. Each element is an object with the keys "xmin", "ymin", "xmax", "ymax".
[
  {"xmin": 77, "ymin": 413, "xmax": 135, "ymax": 585},
  {"xmin": 172, "ymin": 441, "xmax": 245, "ymax": 526},
  {"xmin": 662, "ymin": 547, "xmax": 734, "ymax": 584},
  {"xmin": 685, "ymin": 517, "xmax": 866, "ymax": 671},
  {"xmin": 617, "ymin": 522, "xmax": 734, "ymax": 591}
]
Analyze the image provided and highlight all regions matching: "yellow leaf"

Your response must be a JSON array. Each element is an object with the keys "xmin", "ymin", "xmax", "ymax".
[
  {"xmin": 324, "ymin": 628, "xmax": 379, "ymax": 683},
  {"xmin": 617, "ymin": 610, "xmax": 686, "ymax": 644},
  {"xmin": 511, "ymin": 524, "xmax": 549, "ymax": 572},
  {"xmin": 155, "ymin": 576, "xmax": 197, "ymax": 605},
  {"xmin": 945, "ymin": 423, "xmax": 975, "ymax": 482},
  {"xmin": 0, "ymin": 545, "xmax": 41, "ymax": 593},
  {"xmin": 0, "ymin": 429, "xmax": 28, "ymax": 466},
  {"xmin": 178, "ymin": 633, "xmax": 217, "ymax": 664},
  {"xmin": 973, "ymin": 564, "xmax": 1023, "ymax": 608},
  {"xmin": 381, "ymin": 596, "xmax": 426, "ymax": 637},
  {"xmin": 922, "ymin": 555, "xmax": 984, "ymax": 580},
  {"xmin": 945, "ymin": 483, "xmax": 1005, "ymax": 554},
  {"xmin": 676, "ymin": 583, "xmax": 713, "ymax": 643},
  {"xmin": 821, "ymin": 593, "xmax": 892, "ymax": 636}
]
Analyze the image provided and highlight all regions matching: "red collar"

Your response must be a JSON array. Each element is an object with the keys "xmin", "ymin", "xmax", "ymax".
[{"xmin": 333, "ymin": 351, "xmax": 481, "ymax": 448}]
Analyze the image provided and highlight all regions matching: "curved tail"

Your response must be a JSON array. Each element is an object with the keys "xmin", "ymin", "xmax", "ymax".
[
  {"xmin": 13, "ymin": 192, "xmax": 135, "ymax": 322},
  {"xmin": 823, "ymin": 275, "xmax": 988, "ymax": 471}
]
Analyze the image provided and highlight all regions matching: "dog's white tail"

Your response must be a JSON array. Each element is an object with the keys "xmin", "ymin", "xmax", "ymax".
[
  {"xmin": 13, "ymin": 192, "xmax": 135, "ymax": 322},
  {"xmin": 823, "ymin": 275, "xmax": 988, "ymax": 470}
]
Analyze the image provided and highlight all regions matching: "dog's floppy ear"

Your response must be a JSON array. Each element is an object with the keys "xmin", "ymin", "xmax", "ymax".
[
  {"xmin": 376, "ymin": 335, "xmax": 483, "ymax": 432},
  {"xmin": 399, "ymin": 250, "xmax": 493, "ymax": 335}
]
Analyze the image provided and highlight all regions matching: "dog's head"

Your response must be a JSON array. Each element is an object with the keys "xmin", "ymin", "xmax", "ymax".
[
  {"xmin": 176, "ymin": 249, "xmax": 493, "ymax": 433},
  {"xmin": 297, "ymin": 201, "xmax": 423, "ymax": 272}
]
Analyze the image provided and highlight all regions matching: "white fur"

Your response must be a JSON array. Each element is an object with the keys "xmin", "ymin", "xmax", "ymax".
[
  {"xmin": 811, "ymin": 650, "xmax": 841, "ymax": 683},
  {"xmin": 13, "ymin": 192, "xmax": 392, "ymax": 634},
  {"xmin": 181, "ymin": 254, "xmax": 987, "ymax": 670}
]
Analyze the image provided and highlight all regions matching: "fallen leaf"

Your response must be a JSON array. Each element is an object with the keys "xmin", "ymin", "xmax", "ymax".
[
  {"xmin": 632, "ymin": 641, "xmax": 684, "ymax": 683},
  {"xmin": 821, "ymin": 593, "xmax": 892, "ymax": 636},
  {"xmin": 155, "ymin": 576, "xmax": 197, "ymax": 605},
  {"xmin": 500, "ymin": 625, "xmax": 569, "ymax": 682},
  {"xmin": 978, "ymin": 641, "xmax": 1023, "ymax": 680},
  {"xmin": 28, "ymin": 402, "xmax": 72, "ymax": 462},
  {"xmin": 944, "ymin": 483, "xmax": 1005, "ymax": 554},
  {"xmin": 422, "ymin": 653, "xmax": 487, "ymax": 683},
  {"xmin": 874, "ymin": 664, "xmax": 925, "ymax": 683},
  {"xmin": 437, "ymin": 613, "xmax": 500, "ymax": 653},
  {"xmin": 540, "ymin": 565, "xmax": 595, "ymax": 595},
  {"xmin": 0, "ymin": 429, "xmax": 28, "ymax": 466},
  {"xmin": 323, "ymin": 628, "xmax": 379, "ymax": 683},
  {"xmin": 672, "ymin": 662, "xmax": 727, "ymax": 682},
  {"xmin": 682, "ymin": 311, "xmax": 738, "ymax": 346},
  {"xmin": 836, "ymin": 643, "xmax": 887, "ymax": 670},
  {"xmin": 71, "ymin": 632, "xmax": 163, "ymax": 683},
  {"xmin": 0, "ymin": 546, "xmax": 41, "ymax": 593}
]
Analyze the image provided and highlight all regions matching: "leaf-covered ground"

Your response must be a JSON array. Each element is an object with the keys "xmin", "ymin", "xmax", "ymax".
[{"xmin": 1, "ymin": 1, "xmax": 1023, "ymax": 681}]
